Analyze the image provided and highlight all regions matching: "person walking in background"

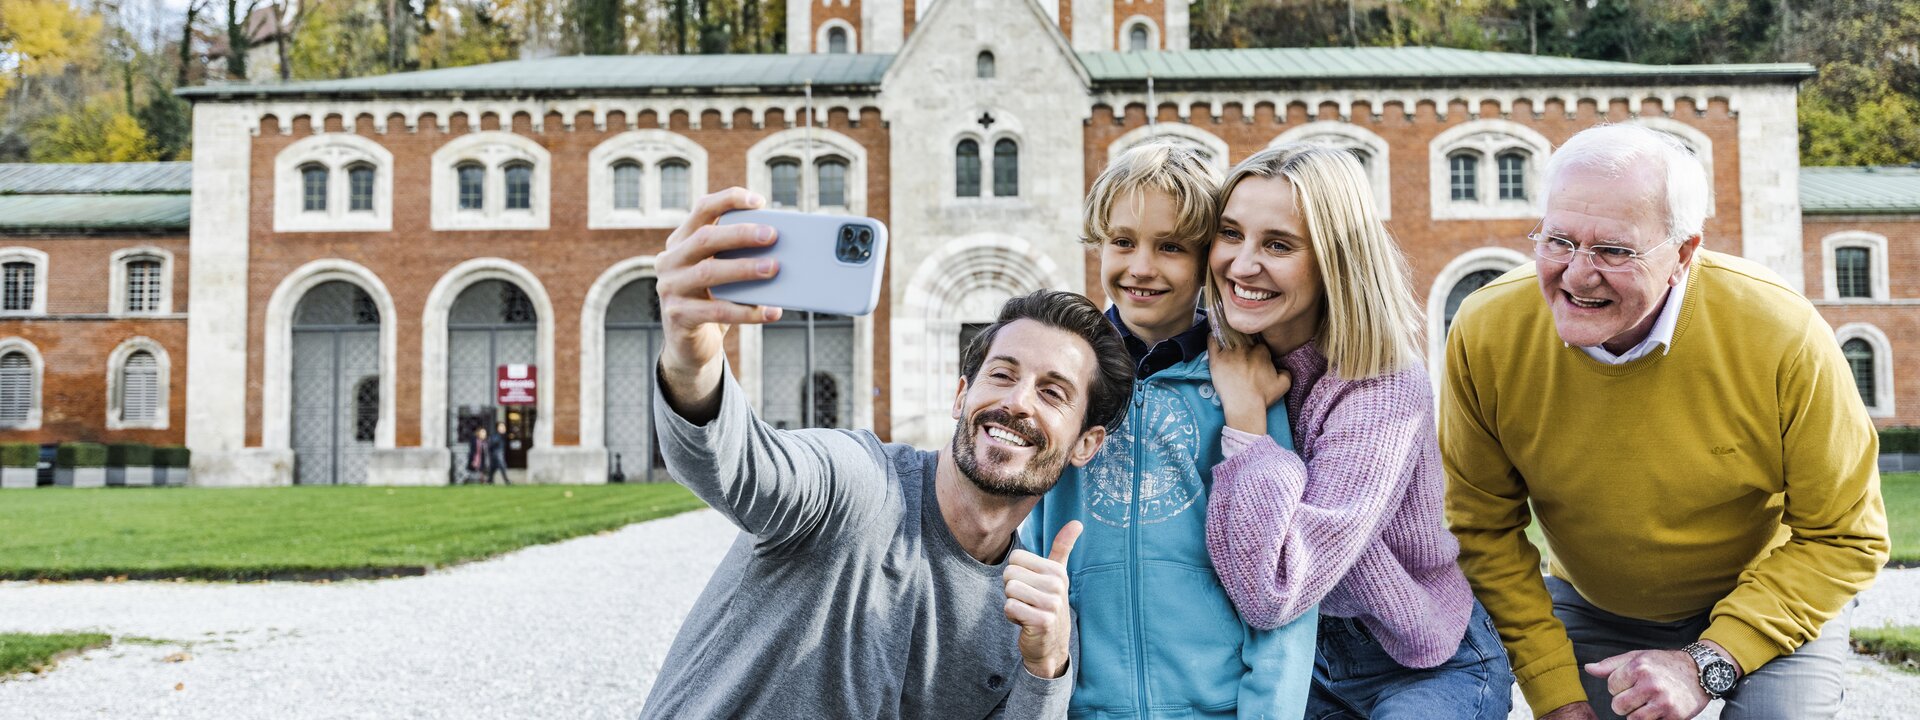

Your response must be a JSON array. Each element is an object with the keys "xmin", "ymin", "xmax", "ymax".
[
  {"xmin": 465, "ymin": 427, "xmax": 489, "ymax": 485},
  {"xmin": 1021, "ymin": 142, "xmax": 1315, "ymax": 720},
  {"xmin": 487, "ymin": 421, "xmax": 511, "ymax": 485},
  {"xmin": 1201, "ymin": 144, "xmax": 1512, "ymax": 719},
  {"xmin": 1442, "ymin": 124, "xmax": 1887, "ymax": 720}
]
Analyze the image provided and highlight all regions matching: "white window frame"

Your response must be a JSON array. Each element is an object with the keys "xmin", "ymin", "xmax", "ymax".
[
  {"xmin": 1426, "ymin": 247, "xmax": 1530, "ymax": 376},
  {"xmin": 1835, "ymin": 322, "xmax": 1896, "ymax": 418},
  {"xmin": 746, "ymin": 127, "xmax": 868, "ymax": 215},
  {"xmin": 1428, "ymin": 120, "xmax": 1551, "ymax": 220},
  {"xmin": 106, "ymin": 336, "xmax": 171, "ymax": 430},
  {"xmin": 274, "ymin": 133, "xmax": 394, "ymax": 232},
  {"xmin": 1121, "ymin": 16, "xmax": 1160, "ymax": 52},
  {"xmin": 0, "ymin": 337, "xmax": 43, "ymax": 430},
  {"xmin": 1821, "ymin": 231, "xmax": 1890, "ymax": 302},
  {"xmin": 1109, "ymin": 123, "xmax": 1229, "ymax": 172},
  {"xmin": 817, "ymin": 19, "xmax": 857, "ymax": 54},
  {"xmin": 432, "ymin": 131, "xmax": 552, "ymax": 231},
  {"xmin": 1271, "ymin": 122, "xmax": 1392, "ymax": 220},
  {"xmin": 588, "ymin": 130, "xmax": 709, "ymax": 229},
  {"xmin": 0, "ymin": 247, "xmax": 47, "ymax": 317},
  {"xmin": 109, "ymin": 246, "xmax": 175, "ymax": 316}
]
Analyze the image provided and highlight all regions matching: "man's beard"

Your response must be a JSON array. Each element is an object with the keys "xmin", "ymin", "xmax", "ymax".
[{"xmin": 951, "ymin": 408, "xmax": 1068, "ymax": 497}]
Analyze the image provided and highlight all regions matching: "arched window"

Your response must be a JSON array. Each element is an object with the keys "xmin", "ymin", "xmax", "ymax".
[
  {"xmin": 504, "ymin": 162, "xmax": 533, "ymax": 210},
  {"xmin": 125, "ymin": 259, "xmax": 163, "ymax": 313},
  {"xmin": 817, "ymin": 158, "xmax": 848, "ymax": 208},
  {"xmin": 119, "ymin": 351, "xmax": 160, "ymax": 423},
  {"xmin": 993, "ymin": 139, "xmax": 1019, "ymax": 197},
  {"xmin": 2, "ymin": 262, "xmax": 35, "ymax": 313},
  {"xmin": 977, "ymin": 51, "xmax": 995, "ymax": 79},
  {"xmin": 612, "ymin": 161, "xmax": 643, "ymax": 210},
  {"xmin": 659, "ymin": 160, "xmax": 691, "ymax": 210},
  {"xmin": 347, "ymin": 164, "xmax": 375, "ymax": 212},
  {"xmin": 1129, "ymin": 24, "xmax": 1150, "ymax": 52},
  {"xmin": 354, "ymin": 376, "xmax": 380, "ymax": 442},
  {"xmin": 1497, "ymin": 152, "xmax": 1528, "ymax": 201},
  {"xmin": 827, "ymin": 27, "xmax": 848, "ymax": 54},
  {"xmin": 1835, "ymin": 247, "xmax": 1871, "ymax": 299},
  {"xmin": 1445, "ymin": 269, "xmax": 1506, "ymax": 336},
  {"xmin": 457, "ymin": 162, "xmax": 485, "ymax": 210},
  {"xmin": 0, "ymin": 351, "xmax": 32, "ymax": 428},
  {"xmin": 1449, "ymin": 153, "xmax": 1478, "ymax": 202},
  {"xmin": 301, "ymin": 164, "xmax": 329, "ymax": 212},
  {"xmin": 770, "ymin": 159, "xmax": 801, "ymax": 208},
  {"xmin": 1843, "ymin": 339, "xmax": 1876, "ymax": 409},
  {"xmin": 956, "ymin": 139, "xmax": 981, "ymax": 197}
]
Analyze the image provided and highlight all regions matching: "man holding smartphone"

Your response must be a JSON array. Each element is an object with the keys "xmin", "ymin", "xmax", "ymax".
[{"xmin": 640, "ymin": 188, "xmax": 1135, "ymax": 718}]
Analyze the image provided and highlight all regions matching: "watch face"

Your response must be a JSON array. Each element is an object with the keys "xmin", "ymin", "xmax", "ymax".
[{"xmin": 1703, "ymin": 662, "xmax": 1738, "ymax": 695}]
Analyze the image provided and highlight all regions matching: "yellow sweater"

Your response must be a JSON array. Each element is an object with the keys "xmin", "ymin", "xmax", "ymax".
[{"xmin": 1440, "ymin": 250, "xmax": 1888, "ymax": 716}]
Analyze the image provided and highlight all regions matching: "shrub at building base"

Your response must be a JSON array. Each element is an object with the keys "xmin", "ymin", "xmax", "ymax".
[
  {"xmin": 54, "ymin": 443, "xmax": 107, "ymax": 489},
  {"xmin": 1883, "ymin": 427, "xmax": 1920, "ymax": 473},
  {"xmin": 0, "ymin": 443, "xmax": 35, "ymax": 490},
  {"xmin": 152, "ymin": 446, "xmax": 190, "ymax": 487},
  {"xmin": 105, "ymin": 443, "xmax": 154, "ymax": 488}
]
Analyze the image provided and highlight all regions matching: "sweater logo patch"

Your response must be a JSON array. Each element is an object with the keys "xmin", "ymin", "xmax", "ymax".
[
  {"xmin": 1712, "ymin": 446, "xmax": 1737, "ymax": 456},
  {"xmin": 1082, "ymin": 392, "xmax": 1202, "ymax": 528}
]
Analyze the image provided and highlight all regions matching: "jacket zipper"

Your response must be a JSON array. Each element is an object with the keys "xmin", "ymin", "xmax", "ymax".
[{"xmin": 1129, "ymin": 379, "xmax": 1149, "ymax": 717}]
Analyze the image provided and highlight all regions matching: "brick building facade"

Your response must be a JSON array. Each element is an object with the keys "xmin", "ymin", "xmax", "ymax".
[{"xmin": 2, "ymin": 0, "xmax": 1910, "ymax": 486}]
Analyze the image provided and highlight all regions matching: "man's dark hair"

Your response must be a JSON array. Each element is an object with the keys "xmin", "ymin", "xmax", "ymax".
[{"xmin": 959, "ymin": 290, "xmax": 1133, "ymax": 433}]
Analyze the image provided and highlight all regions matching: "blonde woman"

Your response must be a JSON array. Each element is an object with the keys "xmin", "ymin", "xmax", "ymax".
[{"xmin": 1203, "ymin": 145, "xmax": 1512, "ymax": 718}]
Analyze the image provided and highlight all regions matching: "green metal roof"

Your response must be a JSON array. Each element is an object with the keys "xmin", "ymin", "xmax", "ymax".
[
  {"xmin": 0, "ymin": 162, "xmax": 191, "ymax": 194},
  {"xmin": 1080, "ymin": 47, "xmax": 1814, "ymax": 87},
  {"xmin": 0, "ymin": 194, "xmax": 191, "ymax": 232},
  {"xmin": 178, "ymin": 54, "xmax": 896, "ymax": 100},
  {"xmin": 1802, "ymin": 166, "xmax": 1920, "ymax": 215}
]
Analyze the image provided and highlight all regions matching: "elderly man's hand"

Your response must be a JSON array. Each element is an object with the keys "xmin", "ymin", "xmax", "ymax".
[{"xmin": 1584, "ymin": 649, "xmax": 1713, "ymax": 720}]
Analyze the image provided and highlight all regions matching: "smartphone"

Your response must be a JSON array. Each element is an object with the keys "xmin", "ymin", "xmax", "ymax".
[{"xmin": 711, "ymin": 209, "xmax": 887, "ymax": 316}]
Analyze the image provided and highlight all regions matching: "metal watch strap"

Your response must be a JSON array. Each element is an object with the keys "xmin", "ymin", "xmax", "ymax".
[{"xmin": 1683, "ymin": 642, "xmax": 1734, "ymax": 699}]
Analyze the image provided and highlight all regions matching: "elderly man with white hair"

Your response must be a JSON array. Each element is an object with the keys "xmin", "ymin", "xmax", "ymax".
[{"xmin": 1439, "ymin": 123, "xmax": 1888, "ymax": 720}]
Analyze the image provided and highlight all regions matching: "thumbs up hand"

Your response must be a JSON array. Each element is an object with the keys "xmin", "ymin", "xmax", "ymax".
[{"xmin": 1003, "ymin": 520, "xmax": 1082, "ymax": 679}]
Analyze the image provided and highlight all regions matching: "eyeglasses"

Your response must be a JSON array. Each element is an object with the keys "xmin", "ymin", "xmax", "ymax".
[{"xmin": 1528, "ymin": 226, "xmax": 1683, "ymax": 273}]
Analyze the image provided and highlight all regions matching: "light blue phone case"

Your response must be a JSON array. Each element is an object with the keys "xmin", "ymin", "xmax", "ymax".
[{"xmin": 711, "ymin": 209, "xmax": 888, "ymax": 316}]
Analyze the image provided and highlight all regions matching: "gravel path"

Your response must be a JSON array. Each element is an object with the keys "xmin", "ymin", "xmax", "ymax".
[{"xmin": 4, "ymin": 508, "xmax": 1917, "ymax": 718}]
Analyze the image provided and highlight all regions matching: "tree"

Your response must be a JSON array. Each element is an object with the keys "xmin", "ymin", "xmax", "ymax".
[
  {"xmin": 0, "ymin": 0, "xmax": 105, "ymax": 95},
  {"xmin": 30, "ymin": 96, "xmax": 159, "ymax": 162},
  {"xmin": 573, "ymin": 0, "xmax": 623, "ymax": 53},
  {"xmin": 136, "ymin": 79, "xmax": 191, "ymax": 160},
  {"xmin": 225, "ymin": 0, "xmax": 264, "ymax": 78}
]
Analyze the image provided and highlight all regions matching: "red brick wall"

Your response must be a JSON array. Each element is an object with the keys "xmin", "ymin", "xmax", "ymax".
[
  {"xmin": 1112, "ymin": 0, "xmax": 1166, "ymax": 49},
  {"xmin": 813, "ymin": 0, "xmax": 864, "ymax": 51},
  {"xmin": 245, "ymin": 106, "xmax": 892, "ymax": 447},
  {"xmin": 1805, "ymin": 216, "xmax": 1920, "ymax": 427}
]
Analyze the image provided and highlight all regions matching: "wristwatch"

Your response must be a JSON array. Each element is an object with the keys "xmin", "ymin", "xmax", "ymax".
[{"xmin": 1683, "ymin": 642, "xmax": 1739, "ymax": 699}]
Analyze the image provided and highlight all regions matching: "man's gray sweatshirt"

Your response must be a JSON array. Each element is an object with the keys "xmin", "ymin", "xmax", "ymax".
[{"xmin": 638, "ymin": 368, "xmax": 1074, "ymax": 719}]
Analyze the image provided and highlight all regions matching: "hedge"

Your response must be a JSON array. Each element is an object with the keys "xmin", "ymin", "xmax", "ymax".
[
  {"xmin": 1884, "ymin": 427, "xmax": 1920, "ymax": 455},
  {"xmin": 106, "ymin": 443, "xmax": 153, "ymax": 467},
  {"xmin": 151, "ymin": 446, "xmax": 190, "ymax": 469},
  {"xmin": 55, "ymin": 443, "xmax": 107, "ymax": 469},
  {"xmin": 0, "ymin": 443, "xmax": 36, "ymax": 468}
]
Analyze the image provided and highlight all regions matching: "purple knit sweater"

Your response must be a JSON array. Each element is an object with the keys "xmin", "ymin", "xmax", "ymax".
[{"xmin": 1205, "ymin": 342, "xmax": 1474, "ymax": 669}]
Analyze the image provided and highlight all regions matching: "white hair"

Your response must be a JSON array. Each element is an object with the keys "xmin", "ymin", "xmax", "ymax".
[{"xmin": 1542, "ymin": 123, "xmax": 1709, "ymax": 241}]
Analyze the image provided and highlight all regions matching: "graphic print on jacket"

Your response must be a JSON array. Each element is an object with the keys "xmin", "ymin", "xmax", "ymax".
[{"xmin": 1083, "ymin": 387, "xmax": 1213, "ymax": 527}]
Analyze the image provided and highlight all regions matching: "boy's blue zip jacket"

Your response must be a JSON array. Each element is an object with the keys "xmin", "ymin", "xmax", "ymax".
[{"xmin": 1021, "ymin": 316, "xmax": 1316, "ymax": 719}]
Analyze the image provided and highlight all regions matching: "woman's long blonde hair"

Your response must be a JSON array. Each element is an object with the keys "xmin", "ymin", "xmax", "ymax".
[{"xmin": 1206, "ymin": 144, "xmax": 1422, "ymax": 380}]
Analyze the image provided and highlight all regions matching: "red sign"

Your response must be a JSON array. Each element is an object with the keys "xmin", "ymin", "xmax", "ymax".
[{"xmin": 497, "ymin": 364, "xmax": 537, "ymax": 405}]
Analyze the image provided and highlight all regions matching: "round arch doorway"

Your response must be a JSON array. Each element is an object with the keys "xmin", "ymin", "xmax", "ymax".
[
  {"xmin": 291, "ymin": 281, "xmax": 382, "ymax": 485},
  {"xmin": 448, "ymin": 279, "xmax": 539, "ymax": 480}
]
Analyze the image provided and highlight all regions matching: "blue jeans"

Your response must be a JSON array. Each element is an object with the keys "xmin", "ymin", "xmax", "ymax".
[{"xmin": 1306, "ymin": 601, "xmax": 1514, "ymax": 720}]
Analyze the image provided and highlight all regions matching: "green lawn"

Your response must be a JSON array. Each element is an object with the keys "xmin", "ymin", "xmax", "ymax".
[
  {"xmin": 0, "ymin": 484, "xmax": 705, "ymax": 581},
  {"xmin": 1884, "ymin": 472, "xmax": 1920, "ymax": 565},
  {"xmin": 0, "ymin": 633, "xmax": 111, "ymax": 677},
  {"xmin": 1852, "ymin": 625, "xmax": 1920, "ymax": 673}
]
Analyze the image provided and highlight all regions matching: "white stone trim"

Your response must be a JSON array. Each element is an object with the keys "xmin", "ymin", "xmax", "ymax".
[
  {"xmin": 1836, "ymin": 322, "xmax": 1896, "ymax": 418},
  {"xmin": 186, "ymin": 103, "xmax": 254, "ymax": 486},
  {"xmin": 108, "ymin": 246, "xmax": 175, "ymax": 316},
  {"xmin": 0, "ymin": 247, "xmax": 48, "ymax": 317},
  {"xmin": 419, "ymin": 258, "xmax": 556, "ymax": 449},
  {"xmin": 1109, "ymin": 122, "xmax": 1230, "ymax": 171},
  {"xmin": 1119, "ymin": 15, "xmax": 1160, "ymax": 52},
  {"xmin": 273, "ymin": 133, "xmax": 394, "ymax": 232},
  {"xmin": 746, "ymin": 126, "xmax": 869, "ymax": 214},
  {"xmin": 1426, "ymin": 247, "xmax": 1529, "ymax": 381},
  {"xmin": 817, "ymin": 19, "xmax": 858, "ymax": 54},
  {"xmin": 0, "ymin": 337, "xmax": 43, "ymax": 430},
  {"xmin": 1086, "ymin": 87, "xmax": 1744, "ymax": 124},
  {"xmin": 1820, "ymin": 230, "xmax": 1890, "ymax": 302},
  {"xmin": 262, "ymin": 260, "xmax": 399, "ymax": 451},
  {"xmin": 578, "ymin": 256, "xmax": 657, "ymax": 448},
  {"xmin": 1630, "ymin": 116, "xmax": 1716, "ymax": 218},
  {"xmin": 105, "ymin": 336, "xmax": 171, "ymax": 430},
  {"xmin": 1735, "ymin": 85, "xmax": 1803, "ymax": 291},
  {"xmin": 1164, "ymin": 0, "xmax": 1190, "ymax": 51},
  {"xmin": 246, "ymin": 96, "xmax": 882, "ymax": 134},
  {"xmin": 786, "ymin": 0, "xmax": 811, "ymax": 54},
  {"xmin": 1270, "ymin": 122, "xmax": 1393, "ymax": 220},
  {"xmin": 985, "ymin": 132, "xmax": 1024, "ymax": 198},
  {"xmin": 587, "ymin": 130, "xmax": 709, "ymax": 229},
  {"xmin": 431, "ymin": 131, "xmax": 552, "ymax": 231},
  {"xmin": 1428, "ymin": 119, "xmax": 1551, "ymax": 220}
]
